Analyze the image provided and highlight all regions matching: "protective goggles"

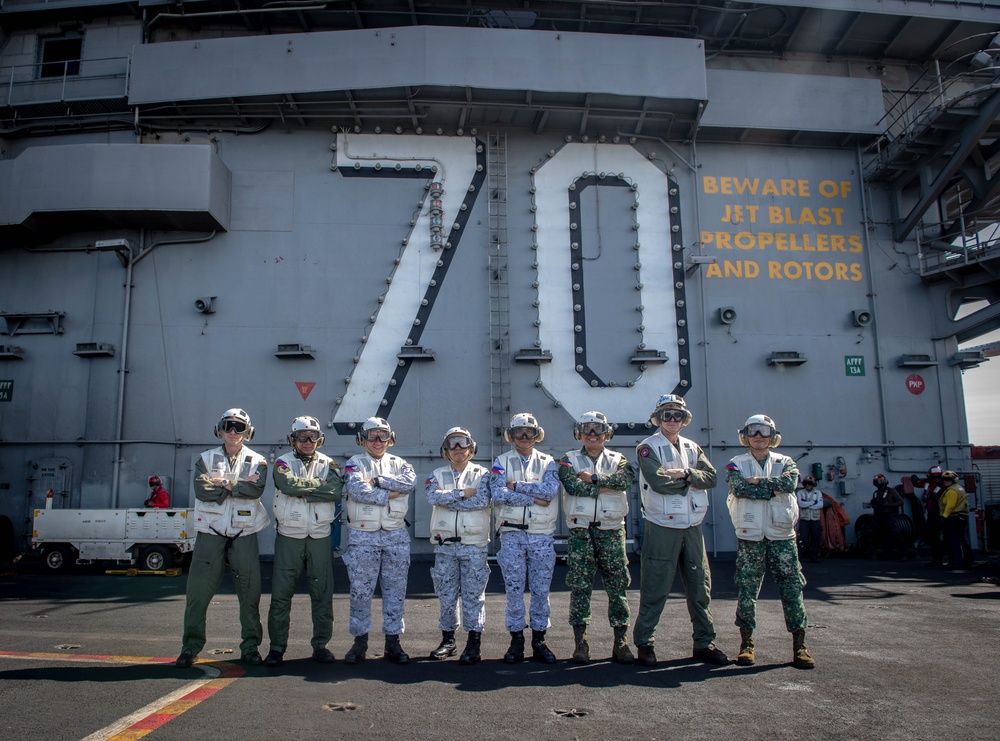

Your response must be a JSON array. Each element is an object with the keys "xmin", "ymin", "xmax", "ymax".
[
  {"xmin": 744, "ymin": 424, "xmax": 775, "ymax": 438},
  {"xmin": 511, "ymin": 427, "xmax": 539, "ymax": 440},
  {"xmin": 579, "ymin": 423, "xmax": 608, "ymax": 436},
  {"xmin": 444, "ymin": 435, "xmax": 473, "ymax": 450},
  {"xmin": 658, "ymin": 410, "xmax": 687, "ymax": 423},
  {"xmin": 292, "ymin": 431, "xmax": 321, "ymax": 443},
  {"xmin": 364, "ymin": 430, "xmax": 392, "ymax": 443},
  {"xmin": 221, "ymin": 420, "xmax": 248, "ymax": 434}
]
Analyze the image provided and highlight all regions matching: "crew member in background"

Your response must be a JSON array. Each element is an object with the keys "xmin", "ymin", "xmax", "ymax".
[
  {"xmin": 939, "ymin": 471, "xmax": 974, "ymax": 570},
  {"xmin": 490, "ymin": 412, "xmax": 560, "ymax": 664},
  {"xmin": 796, "ymin": 476, "xmax": 824, "ymax": 563},
  {"xmin": 913, "ymin": 466, "xmax": 947, "ymax": 567},
  {"xmin": 342, "ymin": 417, "xmax": 416, "ymax": 665},
  {"xmin": 425, "ymin": 427, "xmax": 491, "ymax": 665},
  {"xmin": 145, "ymin": 476, "xmax": 170, "ymax": 508},
  {"xmin": 558, "ymin": 411, "xmax": 635, "ymax": 664},
  {"xmin": 176, "ymin": 408, "xmax": 269, "ymax": 668},
  {"xmin": 870, "ymin": 474, "xmax": 906, "ymax": 561},
  {"xmin": 726, "ymin": 413, "xmax": 813, "ymax": 670},
  {"xmin": 633, "ymin": 394, "xmax": 729, "ymax": 667},
  {"xmin": 263, "ymin": 416, "xmax": 343, "ymax": 667}
]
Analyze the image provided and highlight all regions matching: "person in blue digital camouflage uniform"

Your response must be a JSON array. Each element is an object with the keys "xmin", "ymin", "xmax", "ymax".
[
  {"xmin": 425, "ymin": 427, "xmax": 491, "ymax": 664},
  {"xmin": 263, "ymin": 415, "xmax": 343, "ymax": 667},
  {"xmin": 342, "ymin": 417, "xmax": 416, "ymax": 665},
  {"xmin": 490, "ymin": 412, "xmax": 560, "ymax": 664},
  {"xmin": 558, "ymin": 410, "xmax": 635, "ymax": 664},
  {"xmin": 726, "ymin": 413, "xmax": 814, "ymax": 669}
]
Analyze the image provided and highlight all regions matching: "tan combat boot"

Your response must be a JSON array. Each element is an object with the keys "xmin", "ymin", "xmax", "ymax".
[
  {"xmin": 737, "ymin": 627, "xmax": 755, "ymax": 666},
  {"xmin": 612, "ymin": 625, "xmax": 635, "ymax": 664},
  {"xmin": 792, "ymin": 629, "xmax": 815, "ymax": 669},
  {"xmin": 572, "ymin": 624, "xmax": 590, "ymax": 663}
]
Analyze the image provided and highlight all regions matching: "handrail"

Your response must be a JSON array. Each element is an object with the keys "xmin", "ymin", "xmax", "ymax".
[
  {"xmin": 863, "ymin": 66, "xmax": 999, "ymax": 179},
  {"xmin": 0, "ymin": 55, "xmax": 130, "ymax": 105}
]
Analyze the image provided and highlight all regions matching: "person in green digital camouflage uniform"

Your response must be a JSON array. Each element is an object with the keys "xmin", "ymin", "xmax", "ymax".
[
  {"xmin": 725, "ymin": 413, "xmax": 814, "ymax": 670},
  {"xmin": 558, "ymin": 411, "xmax": 635, "ymax": 664}
]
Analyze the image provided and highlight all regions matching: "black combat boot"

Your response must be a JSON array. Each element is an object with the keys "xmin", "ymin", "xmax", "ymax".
[
  {"xmin": 636, "ymin": 644, "xmax": 657, "ymax": 667},
  {"xmin": 503, "ymin": 630, "xmax": 525, "ymax": 664},
  {"xmin": 344, "ymin": 633, "xmax": 368, "ymax": 665},
  {"xmin": 384, "ymin": 634, "xmax": 411, "ymax": 664},
  {"xmin": 531, "ymin": 629, "xmax": 556, "ymax": 664},
  {"xmin": 459, "ymin": 631, "xmax": 482, "ymax": 665},
  {"xmin": 430, "ymin": 630, "xmax": 457, "ymax": 660}
]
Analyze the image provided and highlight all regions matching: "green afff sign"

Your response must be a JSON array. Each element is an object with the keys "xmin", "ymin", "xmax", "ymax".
[
  {"xmin": 845, "ymin": 356, "xmax": 865, "ymax": 377},
  {"xmin": 0, "ymin": 380, "xmax": 12, "ymax": 401}
]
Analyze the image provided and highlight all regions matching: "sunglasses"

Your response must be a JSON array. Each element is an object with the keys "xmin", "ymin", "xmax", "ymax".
[
  {"xmin": 579, "ymin": 423, "xmax": 608, "ymax": 436},
  {"xmin": 659, "ymin": 411, "xmax": 686, "ymax": 422},
  {"xmin": 365, "ymin": 430, "xmax": 392, "ymax": 443},
  {"xmin": 222, "ymin": 420, "xmax": 248, "ymax": 433},
  {"xmin": 445, "ymin": 435, "xmax": 473, "ymax": 450},
  {"xmin": 292, "ymin": 431, "xmax": 320, "ymax": 443},
  {"xmin": 745, "ymin": 424, "xmax": 774, "ymax": 438},
  {"xmin": 512, "ymin": 428, "xmax": 538, "ymax": 440}
]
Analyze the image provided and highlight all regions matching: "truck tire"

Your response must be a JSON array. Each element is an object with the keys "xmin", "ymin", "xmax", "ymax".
[
  {"xmin": 172, "ymin": 550, "xmax": 192, "ymax": 568},
  {"xmin": 139, "ymin": 545, "xmax": 171, "ymax": 571},
  {"xmin": 42, "ymin": 545, "xmax": 72, "ymax": 572}
]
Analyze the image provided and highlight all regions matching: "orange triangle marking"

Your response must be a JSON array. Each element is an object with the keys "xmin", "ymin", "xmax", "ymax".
[{"xmin": 296, "ymin": 382, "xmax": 316, "ymax": 400}]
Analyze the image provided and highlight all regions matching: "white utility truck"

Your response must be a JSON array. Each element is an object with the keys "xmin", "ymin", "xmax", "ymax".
[{"xmin": 31, "ymin": 508, "xmax": 196, "ymax": 572}]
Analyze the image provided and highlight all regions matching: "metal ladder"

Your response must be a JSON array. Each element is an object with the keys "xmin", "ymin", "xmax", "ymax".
[{"xmin": 487, "ymin": 132, "xmax": 511, "ymax": 461}]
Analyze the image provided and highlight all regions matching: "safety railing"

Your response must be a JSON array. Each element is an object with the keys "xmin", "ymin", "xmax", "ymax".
[
  {"xmin": 863, "ymin": 58, "xmax": 998, "ymax": 182},
  {"xmin": 917, "ymin": 219, "xmax": 1000, "ymax": 276},
  {"xmin": 1, "ymin": 55, "xmax": 130, "ymax": 110}
]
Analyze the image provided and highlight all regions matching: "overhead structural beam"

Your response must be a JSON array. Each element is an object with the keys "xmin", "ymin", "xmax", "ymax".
[
  {"xmin": 934, "ymin": 299, "xmax": 1000, "ymax": 343},
  {"xmin": 892, "ymin": 87, "xmax": 1000, "ymax": 242}
]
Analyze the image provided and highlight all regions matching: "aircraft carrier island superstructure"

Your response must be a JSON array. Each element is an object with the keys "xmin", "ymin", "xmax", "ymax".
[{"xmin": 1, "ymin": 1, "xmax": 998, "ymax": 558}]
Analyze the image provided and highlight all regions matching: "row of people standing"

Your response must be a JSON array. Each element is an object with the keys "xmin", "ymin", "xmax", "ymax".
[
  {"xmin": 175, "ymin": 399, "xmax": 815, "ymax": 670},
  {"xmin": 914, "ymin": 466, "xmax": 974, "ymax": 569}
]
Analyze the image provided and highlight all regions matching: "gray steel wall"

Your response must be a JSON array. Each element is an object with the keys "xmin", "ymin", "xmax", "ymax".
[
  {"xmin": 0, "ymin": 128, "xmax": 971, "ymax": 556},
  {"xmin": 0, "ymin": 17, "xmax": 971, "ymax": 558}
]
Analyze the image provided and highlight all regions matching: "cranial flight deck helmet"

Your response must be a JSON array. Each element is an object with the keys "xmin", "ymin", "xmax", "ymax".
[
  {"xmin": 650, "ymin": 394, "xmax": 692, "ymax": 427},
  {"xmin": 214, "ymin": 408, "xmax": 255, "ymax": 441},
  {"xmin": 738, "ymin": 414, "xmax": 781, "ymax": 447},
  {"xmin": 356, "ymin": 416, "xmax": 395, "ymax": 446},
  {"xmin": 574, "ymin": 411, "xmax": 613, "ymax": 441},
  {"xmin": 148, "ymin": 476, "xmax": 162, "ymax": 488},
  {"xmin": 440, "ymin": 426, "xmax": 477, "ymax": 458},
  {"xmin": 873, "ymin": 473, "xmax": 888, "ymax": 488},
  {"xmin": 288, "ymin": 415, "xmax": 325, "ymax": 447},
  {"xmin": 928, "ymin": 465, "xmax": 943, "ymax": 479},
  {"xmin": 504, "ymin": 412, "xmax": 544, "ymax": 443}
]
